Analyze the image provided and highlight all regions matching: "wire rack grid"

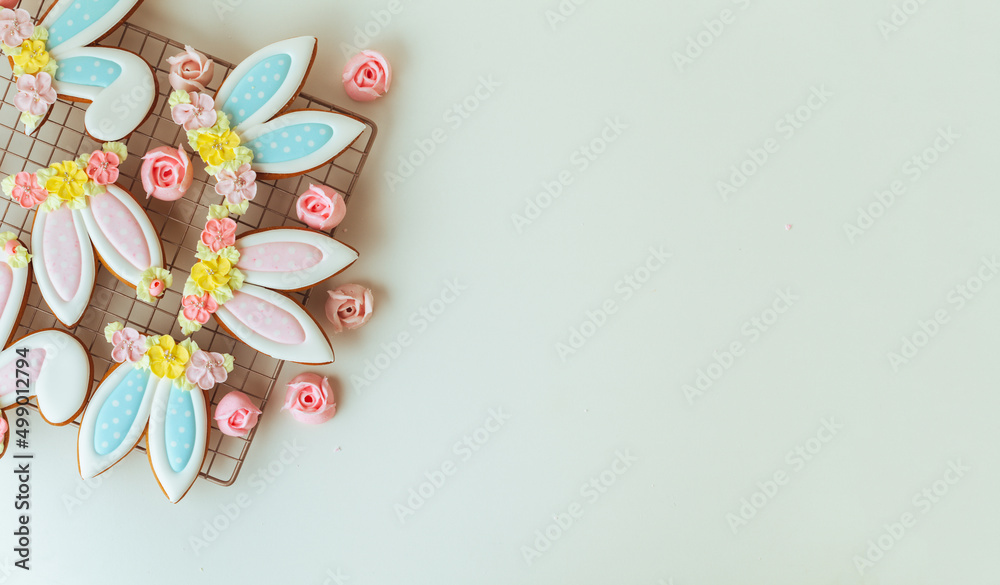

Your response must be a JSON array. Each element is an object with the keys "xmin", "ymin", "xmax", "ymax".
[{"xmin": 0, "ymin": 0, "xmax": 376, "ymax": 487}]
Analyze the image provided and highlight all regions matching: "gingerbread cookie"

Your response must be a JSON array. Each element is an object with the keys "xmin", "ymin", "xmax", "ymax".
[
  {"xmin": 0, "ymin": 329, "xmax": 93, "ymax": 426},
  {"xmin": 2, "ymin": 143, "xmax": 169, "ymax": 327},
  {"xmin": 78, "ymin": 323, "xmax": 234, "ymax": 503},
  {"xmin": 165, "ymin": 37, "xmax": 366, "ymax": 215},
  {"xmin": 2, "ymin": 0, "xmax": 157, "ymax": 140},
  {"xmin": 177, "ymin": 208, "xmax": 358, "ymax": 364}
]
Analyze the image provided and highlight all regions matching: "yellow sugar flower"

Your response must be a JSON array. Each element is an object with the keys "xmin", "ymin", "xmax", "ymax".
[
  {"xmin": 196, "ymin": 129, "xmax": 240, "ymax": 167},
  {"xmin": 44, "ymin": 161, "xmax": 88, "ymax": 202},
  {"xmin": 191, "ymin": 257, "xmax": 232, "ymax": 292},
  {"xmin": 147, "ymin": 335, "xmax": 190, "ymax": 379},
  {"xmin": 13, "ymin": 40, "xmax": 50, "ymax": 75}
]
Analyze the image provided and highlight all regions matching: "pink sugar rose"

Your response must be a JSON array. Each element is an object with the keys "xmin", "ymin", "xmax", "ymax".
[
  {"xmin": 200, "ymin": 217, "xmax": 237, "ymax": 253},
  {"xmin": 296, "ymin": 184, "xmax": 346, "ymax": 231},
  {"xmin": 282, "ymin": 373, "xmax": 336, "ymax": 425},
  {"xmin": 214, "ymin": 163, "xmax": 257, "ymax": 204},
  {"xmin": 0, "ymin": 8, "xmax": 33, "ymax": 48},
  {"xmin": 181, "ymin": 292, "xmax": 218, "ymax": 324},
  {"xmin": 185, "ymin": 350, "xmax": 228, "ymax": 391},
  {"xmin": 10, "ymin": 171, "xmax": 47, "ymax": 209},
  {"xmin": 167, "ymin": 45, "xmax": 215, "ymax": 92},
  {"xmin": 14, "ymin": 72, "xmax": 57, "ymax": 117},
  {"xmin": 111, "ymin": 327, "xmax": 147, "ymax": 364},
  {"xmin": 3, "ymin": 239, "xmax": 19, "ymax": 256},
  {"xmin": 325, "ymin": 284, "xmax": 373, "ymax": 333},
  {"xmin": 86, "ymin": 150, "xmax": 121, "ymax": 186},
  {"xmin": 342, "ymin": 50, "xmax": 391, "ymax": 102},
  {"xmin": 214, "ymin": 391, "xmax": 261, "ymax": 438},
  {"xmin": 141, "ymin": 145, "xmax": 193, "ymax": 201},
  {"xmin": 171, "ymin": 91, "xmax": 217, "ymax": 131}
]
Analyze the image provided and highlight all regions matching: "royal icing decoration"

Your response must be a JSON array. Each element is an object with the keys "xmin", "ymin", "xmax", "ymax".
[
  {"xmin": 1, "ymin": 1, "xmax": 156, "ymax": 140},
  {"xmin": 213, "ymin": 390, "xmax": 260, "ymax": 438},
  {"xmin": 176, "ymin": 207, "xmax": 357, "ymax": 364},
  {"xmin": 0, "ymin": 232, "xmax": 31, "ymax": 348},
  {"xmin": 0, "ymin": 411, "xmax": 7, "ymax": 460},
  {"xmin": 165, "ymin": 37, "xmax": 366, "ymax": 215},
  {"xmin": 78, "ymin": 323, "xmax": 234, "ymax": 502},
  {"xmin": 0, "ymin": 329, "xmax": 92, "ymax": 426},
  {"xmin": 1, "ymin": 144, "xmax": 168, "ymax": 325},
  {"xmin": 325, "ymin": 284, "xmax": 373, "ymax": 333},
  {"xmin": 282, "ymin": 373, "xmax": 336, "ymax": 425}
]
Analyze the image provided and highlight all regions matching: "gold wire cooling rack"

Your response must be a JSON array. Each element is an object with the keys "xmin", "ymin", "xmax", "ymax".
[{"xmin": 0, "ymin": 0, "xmax": 376, "ymax": 487}]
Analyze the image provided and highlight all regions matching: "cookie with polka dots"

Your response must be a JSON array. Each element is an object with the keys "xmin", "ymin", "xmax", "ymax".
[
  {"xmin": 166, "ymin": 37, "xmax": 366, "ymax": 215},
  {"xmin": 0, "ymin": 329, "xmax": 93, "ymax": 426},
  {"xmin": 3, "ymin": 0, "xmax": 158, "ymax": 140},
  {"xmin": 77, "ymin": 323, "xmax": 234, "ymax": 503}
]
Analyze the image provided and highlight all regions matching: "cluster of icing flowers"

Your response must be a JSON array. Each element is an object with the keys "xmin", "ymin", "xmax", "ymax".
[
  {"xmin": 0, "ymin": 8, "xmax": 58, "ymax": 134},
  {"xmin": 104, "ymin": 322, "xmax": 235, "ymax": 392},
  {"xmin": 1, "ymin": 142, "xmax": 126, "ymax": 212},
  {"xmin": 177, "ymin": 205, "xmax": 247, "ymax": 335},
  {"xmin": 164, "ymin": 46, "xmax": 257, "ymax": 216},
  {"xmin": 0, "ymin": 232, "xmax": 30, "ymax": 269}
]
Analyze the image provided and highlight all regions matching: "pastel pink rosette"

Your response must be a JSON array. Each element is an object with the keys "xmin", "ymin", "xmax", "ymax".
[
  {"xmin": 3, "ymin": 239, "xmax": 20, "ymax": 256},
  {"xmin": 214, "ymin": 391, "xmax": 262, "ymax": 438},
  {"xmin": 86, "ymin": 150, "xmax": 121, "ymax": 186},
  {"xmin": 14, "ymin": 72, "xmax": 56, "ymax": 117},
  {"xmin": 295, "ymin": 184, "xmax": 346, "ymax": 231},
  {"xmin": 185, "ymin": 350, "xmax": 228, "ymax": 391},
  {"xmin": 171, "ymin": 91, "xmax": 217, "ymax": 131},
  {"xmin": 181, "ymin": 292, "xmax": 218, "ymax": 324},
  {"xmin": 10, "ymin": 171, "xmax": 47, "ymax": 209},
  {"xmin": 0, "ymin": 8, "xmax": 33, "ymax": 48},
  {"xmin": 281, "ymin": 373, "xmax": 336, "ymax": 425},
  {"xmin": 111, "ymin": 327, "xmax": 147, "ymax": 364},
  {"xmin": 200, "ymin": 217, "xmax": 237, "ymax": 253},
  {"xmin": 167, "ymin": 45, "xmax": 215, "ymax": 92},
  {"xmin": 141, "ymin": 145, "xmax": 193, "ymax": 201},
  {"xmin": 342, "ymin": 50, "xmax": 391, "ymax": 102},
  {"xmin": 325, "ymin": 284, "xmax": 373, "ymax": 333}
]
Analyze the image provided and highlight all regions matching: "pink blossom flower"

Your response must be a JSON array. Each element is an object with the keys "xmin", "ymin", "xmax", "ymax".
[
  {"xmin": 85, "ymin": 150, "xmax": 121, "ymax": 186},
  {"xmin": 14, "ymin": 72, "xmax": 56, "ymax": 117},
  {"xmin": 10, "ymin": 171, "xmax": 47, "ymax": 209},
  {"xmin": 0, "ymin": 8, "xmax": 34, "ymax": 48},
  {"xmin": 342, "ymin": 50, "xmax": 391, "ymax": 102},
  {"xmin": 181, "ymin": 292, "xmax": 218, "ymax": 324},
  {"xmin": 199, "ymin": 218, "xmax": 237, "ymax": 253},
  {"xmin": 185, "ymin": 350, "xmax": 228, "ymax": 391},
  {"xmin": 214, "ymin": 163, "xmax": 257, "ymax": 204},
  {"xmin": 111, "ymin": 327, "xmax": 147, "ymax": 364},
  {"xmin": 325, "ymin": 284, "xmax": 373, "ymax": 333},
  {"xmin": 170, "ymin": 91, "xmax": 217, "ymax": 131}
]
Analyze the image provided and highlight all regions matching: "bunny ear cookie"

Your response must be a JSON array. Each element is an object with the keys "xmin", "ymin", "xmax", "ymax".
[
  {"xmin": 0, "ymin": 233, "xmax": 31, "ymax": 349},
  {"xmin": 78, "ymin": 324, "xmax": 234, "ymax": 503},
  {"xmin": 0, "ymin": 329, "xmax": 92, "ymax": 426},
  {"xmin": 3, "ymin": 143, "xmax": 168, "ymax": 327},
  {"xmin": 3, "ymin": 0, "xmax": 157, "ymax": 140}
]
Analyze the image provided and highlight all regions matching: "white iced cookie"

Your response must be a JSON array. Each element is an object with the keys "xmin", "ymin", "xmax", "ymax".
[{"xmin": 0, "ymin": 330, "xmax": 92, "ymax": 426}]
